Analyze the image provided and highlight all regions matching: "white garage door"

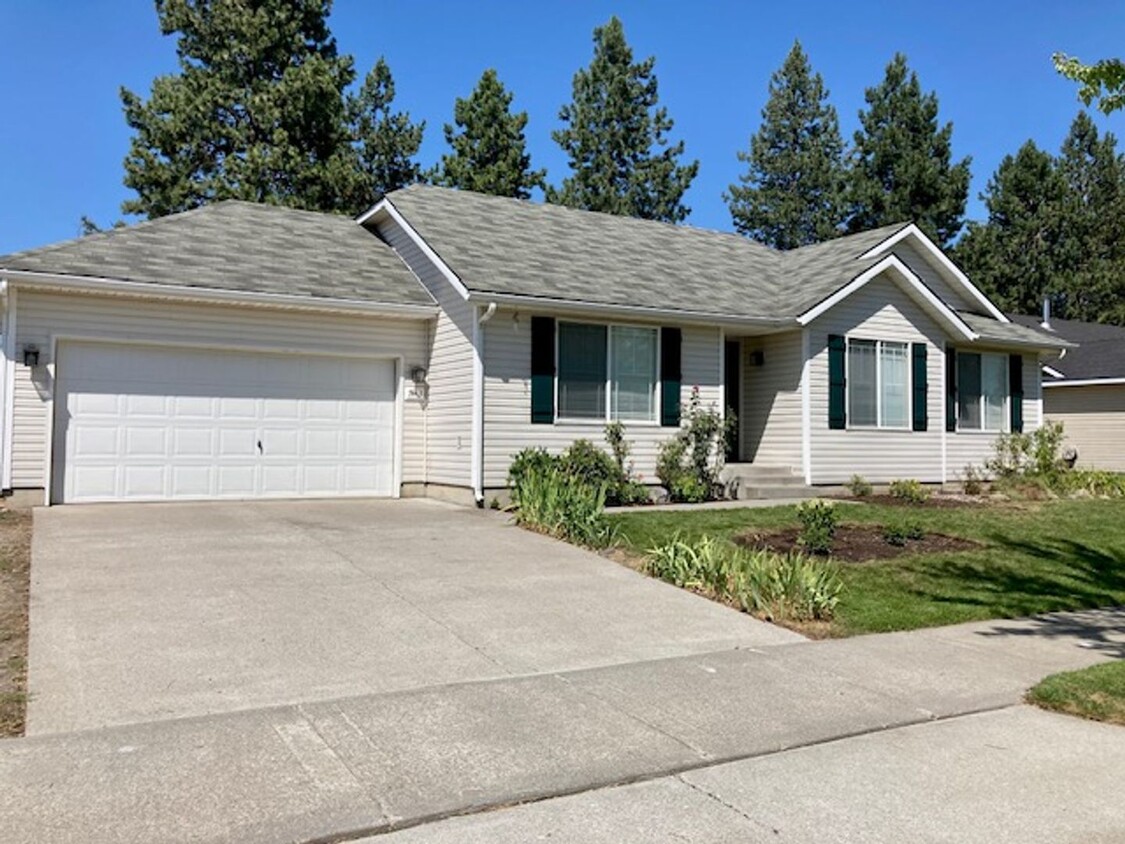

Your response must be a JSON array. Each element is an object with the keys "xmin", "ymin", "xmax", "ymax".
[{"xmin": 53, "ymin": 342, "xmax": 398, "ymax": 503}]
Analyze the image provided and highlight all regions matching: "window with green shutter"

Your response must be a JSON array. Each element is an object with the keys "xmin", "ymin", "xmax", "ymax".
[{"xmin": 912, "ymin": 343, "xmax": 928, "ymax": 431}]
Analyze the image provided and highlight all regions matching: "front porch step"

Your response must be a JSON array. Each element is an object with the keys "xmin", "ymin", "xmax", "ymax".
[{"xmin": 720, "ymin": 464, "xmax": 819, "ymax": 501}]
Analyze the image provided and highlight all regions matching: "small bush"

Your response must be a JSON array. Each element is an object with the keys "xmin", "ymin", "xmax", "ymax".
[
  {"xmin": 795, "ymin": 499, "xmax": 838, "ymax": 554},
  {"xmin": 560, "ymin": 439, "xmax": 619, "ymax": 489},
  {"xmin": 961, "ymin": 464, "xmax": 984, "ymax": 496},
  {"xmin": 655, "ymin": 387, "xmax": 732, "ymax": 502},
  {"xmin": 645, "ymin": 537, "xmax": 842, "ymax": 622},
  {"xmin": 889, "ymin": 478, "xmax": 930, "ymax": 505},
  {"xmin": 511, "ymin": 463, "xmax": 616, "ymax": 548},
  {"xmin": 508, "ymin": 447, "xmax": 558, "ymax": 498},
  {"xmin": 846, "ymin": 474, "xmax": 872, "ymax": 497},
  {"xmin": 883, "ymin": 519, "xmax": 924, "ymax": 547},
  {"xmin": 987, "ymin": 421, "xmax": 1066, "ymax": 480}
]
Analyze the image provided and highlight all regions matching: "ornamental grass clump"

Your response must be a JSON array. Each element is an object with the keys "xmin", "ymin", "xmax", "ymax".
[{"xmin": 510, "ymin": 462, "xmax": 616, "ymax": 549}]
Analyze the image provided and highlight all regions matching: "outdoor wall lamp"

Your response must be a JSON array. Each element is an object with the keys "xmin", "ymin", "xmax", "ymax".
[
  {"xmin": 410, "ymin": 365, "xmax": 428, "ymax": 385},
  {"xmin": 22, "ymin": 345, "xmax": 40, "ymax": 368}
]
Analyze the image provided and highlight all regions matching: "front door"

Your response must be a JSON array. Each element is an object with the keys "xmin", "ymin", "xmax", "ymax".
[{"xmin": 724, "ymin": 340, "xmax": 741, "ymax": 462}]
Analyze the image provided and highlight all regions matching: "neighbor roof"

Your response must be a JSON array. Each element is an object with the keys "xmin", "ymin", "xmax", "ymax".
[
  {"xmin": 0, "ymin": 201, "xmax": 434, "ymax": 309},
  {"xmin": 960, "ymin": 312, "xmax": 1076, "ymax": 350},
  {"xmin": 382, "ymin": 184, "xmax": 910, "ymax": 321},
  {"xmin": 1010, "ymin": 314, "xmax": 1125, "ymax": 379}
]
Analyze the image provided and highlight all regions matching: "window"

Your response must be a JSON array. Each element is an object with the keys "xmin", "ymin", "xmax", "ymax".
[
  {"xmin": 847, "ymin": 339, "xmax": 909, "ymax": 429},
  {"xmin": 557, "ymin": 322, "xmax": 658, "ymax": 422},
  {"xmin": 957, "ymin": 352, "xmax": 1007, "ymax": 432}
]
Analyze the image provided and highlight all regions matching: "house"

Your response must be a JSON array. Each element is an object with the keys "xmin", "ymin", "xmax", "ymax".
[
  {"xmin": 0, "ymin": 184, "xmax": 1070, "ymax": 506},
  {"xmin": 1011, "ymin": 313, "xmax": 1125, "ymax": 472}
]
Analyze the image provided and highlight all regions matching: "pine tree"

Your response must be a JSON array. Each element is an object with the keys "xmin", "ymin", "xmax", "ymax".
[
  {"xmin": 954, "ymin": 141, "xmax": 1070, "ymax": 315},
  {"xmin": 120, "ymin": 0, "xmax": 361, "ymax": 218},
  {"xmin": 548, "ymin": 17, "xmax": 698, "ymax": 223},
  {"xmin": 846, "ymin": 53, "xmax": 971, "ymax": 248},
  {"xmin": 347, "ymin": 57, "xmax": 426, "ymax": 209},
  {"xmin": 1055, "ymin": 112, "xmax": 1125, "ymax": 322},
  {"xmin": 725, "ymin": 41, "xmax": 845, "ymax": 249},
  {"xmin": 433, "ymin": 69, "xmax": 545, "ymax": 198}
]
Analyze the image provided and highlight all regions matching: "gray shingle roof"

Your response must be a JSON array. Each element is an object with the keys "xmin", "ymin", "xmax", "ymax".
[
  {"xmin": 384, "ymin": 184, "xmax": 909, "ymax": 321},
  {"xmin": 1010, "ymin": 314, "xmax": 1124, "ymax": 378},
  {"xmin": 960, "ymin": 312, "xmax": 1075, "ymax": 350},
  {"xmin": 0, "ymin": 201, "xmax": 434, "ymax": 309}
]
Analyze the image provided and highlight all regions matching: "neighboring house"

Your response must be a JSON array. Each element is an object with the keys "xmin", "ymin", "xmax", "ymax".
[
  {"xmin": 0, "ymin": 185, "xmax": 1069, "ymax": 506},
  {"xmin": 1011, "ymin": 313, "xmax": 1125, "ymax": 472}
]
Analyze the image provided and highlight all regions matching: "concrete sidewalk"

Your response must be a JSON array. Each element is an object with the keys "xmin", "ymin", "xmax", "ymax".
[{"xmin": 1, "ymin": 608, "xmax": 1121, "ymax": 843}]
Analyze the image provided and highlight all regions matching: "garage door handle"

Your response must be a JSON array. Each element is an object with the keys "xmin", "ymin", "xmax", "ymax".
[{"xmin": 257, "ymin": 440, "xmax": 263, "ymax": 455}]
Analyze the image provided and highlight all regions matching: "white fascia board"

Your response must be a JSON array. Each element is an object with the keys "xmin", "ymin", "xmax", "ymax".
[
  {"xmin": 0, "ymin": 269, "xmax": 437, "ymax": 319},
  {"xmin": 1042, "ymin": 365, "xmax": 1066, "ymax": 379},
  {"xmin": 1043, "ymin": 377, "xmax": 1125, "ymax": 388},
  {"xmin": 466, "ymin": 291, "xmax": 794, "ymax": 330},
  {"xmin": 859, "ymin": 223, "xmax": 1010, "ymax": 323},
  {"xmin": 796, "ymin": 255, "xmax": 977, "ymax": 341},
  {"xmin": 359, "ymin": 199, "xmax": 472, "ymax": 301}
]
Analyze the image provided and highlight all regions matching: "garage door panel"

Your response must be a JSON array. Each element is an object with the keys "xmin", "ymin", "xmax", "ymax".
[{"xmin": 54, "ymin": 342, "xmax": 398, "ymax": 503}]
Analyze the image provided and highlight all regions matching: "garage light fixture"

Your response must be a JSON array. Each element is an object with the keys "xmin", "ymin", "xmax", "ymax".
[
  {"xmin": 410, "ymin": 366, "xmax": 428, "ymax": 385},
  {"xmin": 22, "ymin": 345, "xmax": 39, "ymax": 368}
]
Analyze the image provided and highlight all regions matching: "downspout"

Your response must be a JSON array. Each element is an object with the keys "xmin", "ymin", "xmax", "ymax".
[{"xmin": 471, "ymin": 301, "xmax": 497, "ymax": 506}]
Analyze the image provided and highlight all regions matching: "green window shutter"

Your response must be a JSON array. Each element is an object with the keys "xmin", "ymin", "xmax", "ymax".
[
  {"xmin": 912, "ymin": 343, "xmax": 928, "ymax": 431},
  {"xmin": 530, "ymin": 316, "xmax": 555, "ymax": 424},
  {"xmin": 660, "ymin": 327, "xmax": 682, "ymax": 427},
  {"xmin": 828, "ymin": 334, "xmax": 846, "ymax": 429},
  {"xmin": 1009, "ymin": 354, "xmax": 1024, "ymax": 433},
  {"xmin": 945, "ymin": 348, "xmax": 957, "ymax": 432}
]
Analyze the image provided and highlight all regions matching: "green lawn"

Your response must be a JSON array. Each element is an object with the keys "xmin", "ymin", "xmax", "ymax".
[
  {"xmin": 1028, "ymin": 661, "xmax": 1125, "ymax": 726},
  {"xmin": 609, "ymin": 499, "xmax": 1125, "ymax": 636}
]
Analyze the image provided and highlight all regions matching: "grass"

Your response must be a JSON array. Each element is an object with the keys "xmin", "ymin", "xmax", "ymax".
[
  {"xmin": 1028, "ymin": 661, "xmax": 1125, "ymax": 726},
  {"xmin": 0, "ymin": 508, "xmax": 32, "ymax": 738},
  {"xmin": 610, "ymin": 498, "xmax": 1125, "ymax": 636}
]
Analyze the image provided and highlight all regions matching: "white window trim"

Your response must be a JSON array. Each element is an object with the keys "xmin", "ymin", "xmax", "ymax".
[
  {"xmin": 553, "ymin": 320, "xmax": 663, "ymax": 425},
  {"xmin": 845, "ymin": 337, "xmax": 912, "ymax": 432},
  {"xmin": 955, "ymin": 350, "xmax": 1010, "ymax": 434}
]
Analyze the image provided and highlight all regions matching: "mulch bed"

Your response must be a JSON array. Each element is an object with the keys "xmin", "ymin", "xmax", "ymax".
[
  {"xmin": 734, "ymin": 523, "xmax": 982, "ymax": 564},
  {"xmin": 0, "ymin": 508, "xmax": 31, "ymax": 738}
]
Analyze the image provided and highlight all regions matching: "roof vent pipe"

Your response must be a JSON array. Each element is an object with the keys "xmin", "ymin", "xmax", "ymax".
[{"xmin": 1041, "ymin": 297, "xmax": 1052, "ymax": 331}]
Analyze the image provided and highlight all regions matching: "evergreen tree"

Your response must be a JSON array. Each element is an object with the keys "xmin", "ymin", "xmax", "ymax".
[
  {"xmin": 548, "ymin": 17, "xmax": 698, "ymax": 223},
  {"xmin": 954, "ymin": 141, "xmax": 1070, "ymax": 315},
  {"xmin": 121, "ymin": 0, "xmax": 361, "ymax": 218},
  {"xmin": 347, "ymin": 57, "xmax": 426, "ymax": 208},
  {"xmin": 725, "ymin": 41, "xmax": 845, "ymax": 249},
  {"xmin": 433, "ymin": 69, "xmax": 545, "ymax": 198},
  {"xmin": 1055, "ymin": 112, "xmax": 1125, "ymax": 322},
  {"xmin": 846, "ymin": 53, "xmax": 971, "ymax": 247}
]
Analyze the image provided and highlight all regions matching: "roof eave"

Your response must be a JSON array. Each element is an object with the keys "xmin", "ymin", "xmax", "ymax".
[{"xmin": 0, "ymin": 268, "xmax": 438, "ymax": 319}]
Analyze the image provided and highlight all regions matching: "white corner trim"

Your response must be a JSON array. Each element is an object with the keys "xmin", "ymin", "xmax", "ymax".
[
  {"xmin": 859, "ymin": 223, "xmax": 1010, "ymax": 323},
  {"xmin": 469, "ymin": 303, "xmax": 492, "ymax": 504},
  {"xmin": 2, "ymin": 286, "xmax": 14, "ymax": 490},
  {"xmin": 801, "ymin": 327, "xmax": 812, "ymax": 485},
  {"xmin": 1043, "ymin": 377, "xmax": 1125, "ymax": 388},
  {"xmin": 796, "ymin": 255, "xmax": 977, "ymax": 341},
  {"xmin": 940, "ymin": 340, "xmax": 948, "ymax": 484},
  {"xmin": 362, "ymin": 198, "xmax": 472, "ymax": 302},
  {"xmin": 0, "ymin": 269, "xmax": 437, "ymax": 319}
]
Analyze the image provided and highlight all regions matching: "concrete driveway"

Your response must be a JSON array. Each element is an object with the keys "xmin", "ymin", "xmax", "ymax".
[{"xmin": 28, "ymin": 499, "xmax": 799, "ymax": 734}]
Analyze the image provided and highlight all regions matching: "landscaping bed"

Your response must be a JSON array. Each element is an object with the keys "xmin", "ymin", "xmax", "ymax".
[
  {"xmin": 0, "ymin": 508, "xmax": 31, "ymax": 737},
  {"xmin": 610, "ymin": 498, "xmax": 1125, "ymax": 637},
  {"xmin": 735, "ymin": 523, "xmax": 981, "ymax": 563},
  {"xmin": 1028, "ymin": 661, "xmax": 1125, "ymax": 726}
]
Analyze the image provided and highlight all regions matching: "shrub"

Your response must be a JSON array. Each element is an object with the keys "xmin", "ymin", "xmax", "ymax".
[
  {"xmin": 645, "ymin": 537, "xmax": 842, "ymax": 622},
  {"xmin": 961, "ymin": 464, "xmax": 984, "ymax": 496},
  {"xmin": 795, "ymin": 499, "xmax": 838, "ymax": 554},
  {"xmin": 511, "ymin": 462, "xmax": 616, "ymax": 548},
  {"xmin": 846, "ymin": 474, "xmax": 872, "ymax": 497},
  {"xmin": 889, "ymin": 478, "xmax": 930, "ymax": 505},
  {"xmin": 560, "ymin": 439, "xmax": 618, "ymax": 489},
  {"xmin": 883, "ymin": 519, "xmax": 924, "ymax": 547},
  {"xmin": 508, "ymin": 447, "xmax": 558, "ymax": 499},
  {"xmin": 655, "ymin": 387, "xmax": 732, "ymax": 502},
  {"xmin": 987, "ymin": 421, "xmax": 1066, "ymax": 480},
  {"xmin": 603, "ymin": 422, "xmax": 652, "ymax": 505}
]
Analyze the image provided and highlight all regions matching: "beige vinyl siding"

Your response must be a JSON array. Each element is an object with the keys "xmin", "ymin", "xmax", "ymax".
[
  {"xmin": 739, "ymin": 330, "xmax": 802, "ymax": 467},
  {"xmin": 11, "ymin": 289, "xmax": 430, "ymax": 489},
  {"xmin": 946, "ymin": 350, "xmax": 1041, "ymax": 481},
  {"xmin": 1043, "ymin": 384, "xmax": 1125, "ymax": 472},
  {"xmin": 375, "ymin": 219, "xmax": 475, "ymax": 488},
  {"xmin": 892, "ymin": 241, "xmax": 979, "ymax": 313},
  {"xmin": 808, "ymin": 277, "xmax": 945, "ymax": 484},
  {"xmin": 481, "ymin": 310, "xmax": 722, "ymax": 489}
]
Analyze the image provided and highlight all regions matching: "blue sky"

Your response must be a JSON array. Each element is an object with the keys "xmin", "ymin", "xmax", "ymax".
[{"xmin": 0, "ymin": 0, "xmax": 1122, "ymax": 253}]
